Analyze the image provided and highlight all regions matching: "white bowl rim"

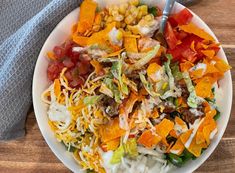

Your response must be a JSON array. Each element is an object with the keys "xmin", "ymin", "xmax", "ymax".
[{"xmin": 32, "ymin": 1, "xmax": 233, "ymax": 173}]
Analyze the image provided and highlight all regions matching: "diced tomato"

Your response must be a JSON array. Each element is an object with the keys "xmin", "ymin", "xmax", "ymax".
[
  {"xmin": 64, "ymin": 70, "xmax": 73, "ymax": 81},
  {"xmin": 165, "ymin": 22, "xmax": 178, "ymax": 49},
  {"xmin": 70, "ymin": 77, "xmax": 84, "ymax": 88},
  {"xmin": 167, "ymin": 34, "xmax": 203, "ymax": 61},
  {"xmin": 79, "ymin": 54, "xmax": 91, "ymax": 62},
  {"xmin": 77, "ymin": 62, "xmax": 90, "ymax": 75},
  {"xmin": 64, "ymin": 40, "xmax": 73, "ymax": 53},
  {"xmin": 174, "ymin": 30, "xmax": 188, "ymax": 40},
  {"xmin": 47, "ymin": 41, "xmax": 93, "ymax": 88},
  {"xmin": 181, "ymin": 48, "xmax": 197, "ymax": 63},
  {"xmin": 47, "ymin": 62, "xmax": 65, "ymax": 81},
  {"xmin": 53, "ymin": 46, "xmax": 65, "ymax": 59},
  {"xmin": 168, "ymin": 16, "xmax": 178, "ymax": 28},
  {"xmin": 169, "ymin": 8, "xmax": 193, "ymax": 26},
  {"xmin": 63, "ymin": 58, "xmax": 75, "ymax": 68}
]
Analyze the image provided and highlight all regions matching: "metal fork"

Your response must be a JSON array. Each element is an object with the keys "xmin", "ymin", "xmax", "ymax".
[{"xmin": 155, "ymin": 0, "xmax": 176, "ymax": 47}]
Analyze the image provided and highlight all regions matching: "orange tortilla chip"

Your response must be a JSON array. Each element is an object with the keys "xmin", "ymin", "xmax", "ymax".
[
  {"xmin": 196, "ymin": 131, "xmax": 205, "ymax": 144},
  {"xmin": 99, "ymin": 118, "xmax": 126, "ymax": 143},
  {"xmin": 124, "ymin": 37, "xmax": 138, "ymax": 52},
  {"xmin": 188, "ymin": 136, "xmax": 207, "ymax": 157},
  {"xmin": 190, "ymin": 69, "xmax": 204, "ymax": 79},
  {"xmin": 179, "ymin": 22, "xmax": 215, "ymax": 41},
  {"xmin": 206, "ymin": 109, "xmax": 217, "ymax": 119},
  {"xmin": 147, "ymin": 63, "xmax": 162, "ymax": 82},
  {"xmin": 155, "ymin": 118, "xmax": 174, "ymax": 138},
  {"xmin": 203, "ymin": 122, "xmax": 217, "ymax": 145},
  {"xmin": 180, "ymin": 61, "xmax": 194, "ymax": 72},
  {"xmin": 106, "ymin": 138, "xmax": 120, "ymax": 151},
  {"xmin": 76, "ymin": 0, "xmax": 97, "ymax": 34},
  {"xmin": 175, "ymin": 117, "xmax": 187, "ymax": 128},
  {"xmin": 138, "ymin": 130, "xmax": 162, "ymax": 148},
  {"xmin": 213, "ymin": 57, "xmax": 231, "ymax": 73},
  {"xmin": 72, "ymin": 35, "xmax": 89, "ymax": 46},
  {"xmin": 169, "ymin": 129, "xmax": 178, "ymax": 138},
  {"xmin": 205, "ymin": 63, "xmax": 220, "ymax": 75},
  {"xmin": 195, "ymin": 77, "xmax": 213, "ymax": 98},
  {"xmin": 170, "ymin": 138, "xmax": 185, "ymax": 155},
  {"xmin": 201, "ymin": 50, "xmax": 215, "ymax": 58},
  {"xmin": 180, "ymin": 129, "xmax": 193, "ymax": 144}
]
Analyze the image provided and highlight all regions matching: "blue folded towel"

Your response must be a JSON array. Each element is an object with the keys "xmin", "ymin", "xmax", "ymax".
[{"xmin": 0, "ymin": 0, "xmax": 81, "ymax": 140}]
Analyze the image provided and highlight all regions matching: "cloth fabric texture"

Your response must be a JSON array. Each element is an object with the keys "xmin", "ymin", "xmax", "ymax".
[{"xmin": 0, "ymin": 0, "xmax": 82, "ymax": 140}]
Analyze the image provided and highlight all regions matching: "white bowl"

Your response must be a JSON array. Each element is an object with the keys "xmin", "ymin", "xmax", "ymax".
[{"xmin": 32, "ymin": 1, "xmax": 232, "ymax": 172}]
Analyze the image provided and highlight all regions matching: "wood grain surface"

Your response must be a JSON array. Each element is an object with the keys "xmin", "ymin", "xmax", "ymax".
[{"xmin": 0, "ymin": 0, "xmax": 234, "ymax": 172}]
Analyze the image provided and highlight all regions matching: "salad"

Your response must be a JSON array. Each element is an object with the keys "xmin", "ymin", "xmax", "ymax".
[{"xmin": 42, "ymin": 0, "xmax": 231, "ymax": 172}]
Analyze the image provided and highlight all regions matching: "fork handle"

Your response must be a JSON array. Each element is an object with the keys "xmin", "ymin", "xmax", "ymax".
[{"xmin": 160, "ymin": 0, "xmax": 176, "ymax": 33}]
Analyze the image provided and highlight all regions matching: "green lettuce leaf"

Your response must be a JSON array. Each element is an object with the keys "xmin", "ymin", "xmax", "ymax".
[
  {"xmin": 182, "ymin": 72, "xmax": 204, "ymax": 108},
  {"xmin": 111, "ymin": 59, "xmax": 129, "ymax": 95},
  {"xmin": 171, "ymin": 63, "xmax": 183, "ymax": 81},
  {"xmin": 128, "ymin": 45, "xmax": 160, "ymax": 72},
  {"xmin": 161, "ymin": 54, "xmax": 181, "ymax": 99},
  {"xmin": 83, "ymin": 95, "xmax": 101, "ymax": 105},
  {"xmin": 139, "ymin": 73, "xmax": 159, "ymax": 97},
  {"xmin": 110, "ymin": 138, "xmax": 138, "ymax": 164},
  {"xmin": 103, "ymin": 78, "xmax": 122, "ymax": 103}
]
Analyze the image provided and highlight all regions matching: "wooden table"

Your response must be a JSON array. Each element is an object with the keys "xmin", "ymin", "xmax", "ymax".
[{"xmin": 0, "ymin": 0, "xmax": 235, "ymax": 172}]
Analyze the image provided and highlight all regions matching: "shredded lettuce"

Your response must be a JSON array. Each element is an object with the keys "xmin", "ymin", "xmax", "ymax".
[
  {"xmin": 110, "ymin": 144, "xmax": 125, "ymax": 164},
  {"xmin": 182, "ymin": 72, "xmax": 204, "ymax": 108},
  {"xmin": 122, "ymin": 74, "xmax": 138, "ymax": 92},
  {"xmin": 161, "ymin": 54, "xmax": 181, "ymax": 99},
  {"xmin": 99, "ymin": 83, "xmax": 113, "ymax": 98},
  {"xmin": 139, "ymin": 73, "xmax": 159, "ymax": 97},
  {"xmin": 128, "ymin": 45, "xmax": 160, "ymax": 72},
  {"xmin": 171, "ymin": 63, "xmax": 183, "ymax": 81},
  {"xmin": 110, "ymin": 138, "xmax": 138, "ymax": 164},
  {"xmin": 83, "ymin": 95, "xmax": 101, "ymax": 105},
  {"xmin": 103, "ymin": 78, "xmax": 122, "ymax": 103},
  {"xmin": 111, "ymin": 59, "xmax": 129, "ymax": 95}
]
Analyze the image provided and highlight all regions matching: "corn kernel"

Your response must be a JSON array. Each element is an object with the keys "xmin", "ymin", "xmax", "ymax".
[
  {"xmin": 125, "ymin": 15, "xmax": 135, "ymax": 25},
  {"xmin": 162, "ymin": 82, "xmax": 168, "ymax": 90},
  {"xmin": 137, "ymin": 11, "xmax": 143, "ymax": 20},
  {"xmin": 119, "ymin": 3, "xmax": 128, "ymax": 15},
  {"xmin": 113, "ymin": 14, "xmax": 124, "ymax": 22},
  {"xmin": 116, "ymin": 29, "xmax": 123, "ymax": 40},
  {"xmin": 127, "ymin": 25, "xmax": 139, "ymax": 34},
  {"xmin": 129, "ymin": 0, "xmax": 139, "ymax": 6},
  {"xmin": 138, "ymin": 5, "xmax": 148, "ymax": 16},
  {"xmin": 129, "ymin": 5, "xmax": 137, "ymax": 13},
  {"xmin": 131, "ymin": 8, "xmax": 139, "ymax": 18},
  {"xmin": 108, "ymin": 5, "xmax": 118, "ymax": 13},
  {"xmin": 106, "ymin": 16, "xmax": 113, "ymax": 23},
  {"xmin": 111, "ymin": 10, "xmax": 119, "ymax": 17},
  {"xmin": 144, "ymin": 14, "xmax": 154, "ymax": 21}
]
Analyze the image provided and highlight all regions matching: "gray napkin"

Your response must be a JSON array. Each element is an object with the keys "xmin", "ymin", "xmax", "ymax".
[{"xmin": 0, "ymin": 0, "xmax": 82, "ymax": 140}]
